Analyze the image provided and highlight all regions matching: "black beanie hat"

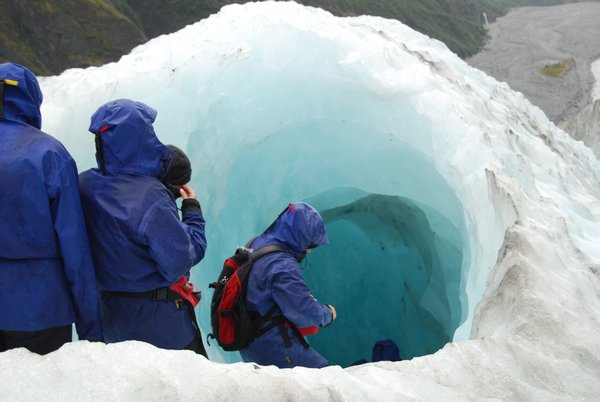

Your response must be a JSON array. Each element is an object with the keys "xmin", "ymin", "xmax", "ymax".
[{"xmin": 163, "ymin": 144, "xmax": 192, "ymax": 185}]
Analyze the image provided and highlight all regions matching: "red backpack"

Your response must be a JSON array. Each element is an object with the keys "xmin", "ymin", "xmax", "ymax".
[{"xmin": 208, "ymin": 242, "xmax": 285, "ymax": 351}]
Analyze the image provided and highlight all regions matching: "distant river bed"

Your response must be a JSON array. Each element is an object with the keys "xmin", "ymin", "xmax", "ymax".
[
  {"xmin": 467, "ymin": 2, "xmax": 600, "ymax": 125},
  {"xmin": 593, "ymin": 59, "xmax": 600, "ymax": 101}
]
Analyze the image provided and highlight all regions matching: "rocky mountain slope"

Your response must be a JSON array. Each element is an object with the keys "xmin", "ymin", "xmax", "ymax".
[
  {"xmin": 560, "ymin": 100, "xmax": 600, "ymax": 156},
  {"xmin": 0, "ymin": 0, "xmax": 590, "ymax": 76},
  {"xmin": 0, "ymin": 0, "xmax": 146, "ymax": 75}
]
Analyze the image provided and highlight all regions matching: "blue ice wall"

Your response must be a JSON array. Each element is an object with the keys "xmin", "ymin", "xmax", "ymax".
[{"xmin": 194, "ymin": 116, "xmax": 468, "ymax": 364}]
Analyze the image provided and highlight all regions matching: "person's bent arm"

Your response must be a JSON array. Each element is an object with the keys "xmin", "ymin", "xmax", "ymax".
[
  {"xmin": 140, "ymin": 186, "xmax": 207, "ymax": 282},
  {"xmin": 178, "ymin": 184, "xmax": 206, "ymax": 266},
  {"xmin": 271, "ymin": 259, "xmax": 333, "ymax": 328}
]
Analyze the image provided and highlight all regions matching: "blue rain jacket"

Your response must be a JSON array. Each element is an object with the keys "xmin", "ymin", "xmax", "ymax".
[
  {"xmin": 79, "ymin": 99, "xmax": 207, "ymax": 349},
  {"xmin": 240, "ymin": 202, "xmax": 333, "ymax": 368},
  {"xmin": 0, "ymin": 63, "xmax": 102, "ymax": 340}
]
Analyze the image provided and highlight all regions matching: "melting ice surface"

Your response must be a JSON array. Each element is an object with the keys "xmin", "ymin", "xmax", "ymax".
[{"xmin": 2, "ymin": 2, "xmax": 600, "ymax": 400}]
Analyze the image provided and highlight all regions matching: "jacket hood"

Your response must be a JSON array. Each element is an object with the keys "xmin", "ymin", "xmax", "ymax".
[
  {"xmin": 261, "ymin": 202, "xmax": 329, "ymax": 258},
  {"xmin": 89, "ymin": 99, "xmax": 174, "ymax": 178},
  {"xmin": 0, "ymin": 63, "xmax": 43, "ymax": 129}
]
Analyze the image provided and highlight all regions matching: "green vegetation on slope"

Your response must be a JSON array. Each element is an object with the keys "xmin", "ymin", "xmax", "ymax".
[
  {"xmin": 0, "ymin": 0, "xmax": 146, "ymax": 75},
  {"xmin": 0, "ymin": 0, "xmax": 594, "ymax": 75}
]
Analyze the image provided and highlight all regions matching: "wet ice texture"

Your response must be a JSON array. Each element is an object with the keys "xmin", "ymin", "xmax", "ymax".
[{"xmin": 18, "ymin": 2, "xmax": 600, "ymax": 399}]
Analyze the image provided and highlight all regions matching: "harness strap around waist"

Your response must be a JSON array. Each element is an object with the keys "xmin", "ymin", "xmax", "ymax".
[
  {"xmin": 256, "ymin": 305, "xmax": 310, "ymax": 349},
  {"xmin": 101, "ymin": 288, "xmax": 203, "ymax": 343},
  {"xmin": 101, "ymin": 288, "xmax": 180, "ymax": 302}
]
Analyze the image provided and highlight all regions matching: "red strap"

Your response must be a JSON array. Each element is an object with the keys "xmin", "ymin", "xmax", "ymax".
[
  {"xmin": 297, "ymin": 325, "xmax": 318, "ymax": 336},
  {"xmin": 169, "ymin": 277, "xmax": 200, "ymax": 307}
]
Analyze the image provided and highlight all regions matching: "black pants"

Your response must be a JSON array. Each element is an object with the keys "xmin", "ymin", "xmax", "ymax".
[{"xmin": 0, "ymin": 324, "xmax": 72, "ymax": 355}]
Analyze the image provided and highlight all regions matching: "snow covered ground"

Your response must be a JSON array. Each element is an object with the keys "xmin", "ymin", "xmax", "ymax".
[{"xmin": 2, "ymin": 2, "xmax": 600, "ymax": 400}]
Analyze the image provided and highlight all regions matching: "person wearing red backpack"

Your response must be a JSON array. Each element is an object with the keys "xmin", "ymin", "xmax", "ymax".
[{"xmin": 240, "ymin": 202, "xmax": 337, "ymax": 368}]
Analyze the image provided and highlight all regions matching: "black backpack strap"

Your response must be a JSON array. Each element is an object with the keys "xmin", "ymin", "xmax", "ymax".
[
  {"xmin": 245, "ymin": 243, "xmax": 311, "ymax": 349},
  {"xmin": 286, "ymin": 320, "xmax": 311, "ymax": 349},
  {"xmin": 101, "ymin": 288, "xmax": 180, "ymax": 301},
  {"xmin": 232, "ymin": 240, "xmax": 309, "ymax": 349},
  {"xmin": 235, "ymin": 243, "xmax": 286, "ymax": 285},
  {"xmin": 256, "ymin": 312, "xmax": 310, "ymax": 350},
  {"xmin": 255, "ymin": 304, "xmax": 280, "ymax": 335},
  {"xmin": 242, "ymin": 242, "xmax": 307, "ymax": 348},
  {"xmin": 250, "ymin": 244, "xmax": 286, "ymax": 261}
]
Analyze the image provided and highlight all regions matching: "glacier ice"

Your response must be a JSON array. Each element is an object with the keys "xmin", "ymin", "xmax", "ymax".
[{"xmin": 4, "ymin": 1, "xmax": 599, "ymax": 400}]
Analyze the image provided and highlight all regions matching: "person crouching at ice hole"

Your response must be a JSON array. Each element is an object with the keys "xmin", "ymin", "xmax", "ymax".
[{"xmin": 240, "ymin": 202, "xmax": 337, "ymax": 368}]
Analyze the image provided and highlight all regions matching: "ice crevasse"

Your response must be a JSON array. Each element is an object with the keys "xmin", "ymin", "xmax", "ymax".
[{"xmin": 33, "ymin": 1, "xmax": 600, "ymax": 398}]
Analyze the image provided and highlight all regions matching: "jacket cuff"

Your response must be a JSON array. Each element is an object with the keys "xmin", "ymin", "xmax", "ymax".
[
  {"xmin": 322, "ymin": 305, "xmax": 334, "ymax": 327},
  {"xmin": 182, "ymin": 198, "xmax": 202, "ymax": 214}
]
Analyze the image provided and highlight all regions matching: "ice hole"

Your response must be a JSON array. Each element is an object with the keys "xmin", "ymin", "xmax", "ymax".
[
  {"xmin": 196, "ymin": 118, "xmax": 470, "ymax": 365},
  {"xmin": 303, "ymin": 193, "xmax": 465, "ymax": 366}
]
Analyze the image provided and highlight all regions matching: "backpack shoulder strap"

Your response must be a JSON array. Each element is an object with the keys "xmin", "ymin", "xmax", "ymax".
[
  {"xmin": 235, "ymin": 243, "xmax": 286, "ymax": 284},
  {"xmin": 250, "ymin": 244, "xmax": 287, "ymax": 261},
  {"xmin": 244, "ymin": 243, "xmax": 310, "ymax": 349}
]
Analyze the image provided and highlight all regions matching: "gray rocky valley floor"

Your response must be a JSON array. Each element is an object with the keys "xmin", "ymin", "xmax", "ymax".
[{"xmin": 467, "ymin": 2, "xmax": 600, "ymax": 128}]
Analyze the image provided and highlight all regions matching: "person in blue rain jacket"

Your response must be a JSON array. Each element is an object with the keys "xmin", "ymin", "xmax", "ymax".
[
  {"xmin": 240, "ymin": 202, "xmax": 337, "ymax": 368},
  {"xmin": 78, "ymin": 99, "xmax": 208, "ymax": 355},
  {"xmin": 0, "ymin": 63, "xmax": 102, "ymax": 354}
]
